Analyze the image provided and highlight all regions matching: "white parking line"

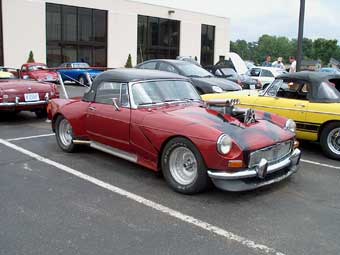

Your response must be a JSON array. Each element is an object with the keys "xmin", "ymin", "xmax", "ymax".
[
  {"xmin": 0, "ymin": 138, "xmax": 285, "ymax": 255},
  {"xmin": 6, "ymin": 133, "xmax": 55, "ymax": 142},
  {"xmin": 301, "ymin": 159, "xmax": 340, "ymax": 170}
]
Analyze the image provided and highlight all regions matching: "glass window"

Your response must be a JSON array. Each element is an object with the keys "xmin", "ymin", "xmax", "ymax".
[
  {"xmin": 95, "ymin": 82, "xmax": 129, "ymax": 106},
  {"xmin": 21, "ymin": 65, "xmax": 27, "ymax": 72},
  {"xmin": 201, "ymin": 24, "xmax": 215, "ymax": 66},
  {"xmin": 139, "ymin": 61, "xmax": 157, "ymax": 70},
  {"xmin": 261, "ymin": 69, "xmax": 274, "ymax": 77},
  {"xmin": 178, "ymin": 62, "xmax": 213, "ymax": 77},
  {"xmin": 267, "ymin": 79, "xmax": 310, "ymax": 100},
  {"xmin": 137, "ymin": 15, "xmax": 180, "ymax": 63},
  {"xmin": 46, "ymin": 3, "xmax": 107, "ymax": 67},
  {"xmin": 250, "ymin": 68, "xmax": 261, "ymax": 77},
  {"xmin": 131, "ymin": 80, "xmax": 200, "ymax": 106},
  {"xmin": 159, "ymin": 63, "xmax": 178, "ymax": 73}
]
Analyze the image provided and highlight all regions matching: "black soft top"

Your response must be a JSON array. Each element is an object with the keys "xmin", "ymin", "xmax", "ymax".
[
  {"xmin": 275, "ymin": 71, "xmax": 340, "ymax": 103},
  {"xmin": 83, "ymin": 68, "xmax": 188, "ymax": 102}
]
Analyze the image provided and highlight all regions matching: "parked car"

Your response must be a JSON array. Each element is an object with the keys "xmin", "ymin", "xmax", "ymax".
[
  {"xmin": 136, "ymin": 59, "xmax": 241, "ymax": 94},
  {"xmin": 215, "ymin": 52, "xmax": 249, "ymax": 75},
  {"xmin": 58, "ymin": 62, "xmax": 103, "ymax": 84},
  {"xmin": 176, "ymin": 56, "xmax": 201, "ymax": 66},
  {"xmin": 205, "ymin": 65, "xmax": 261, "ymax": 89},
  {"xmin": 319, "ymin": 67, "xmax": 340, "ymax": 74},
  {"xmin": 0, "ymin": 76, "xmax": 59, "ymax": 117},
  {"xmin": 247, "ymin": 67, "xmax": 287, "ymax": 89},
  {"xmin": 48, "ymin": 68, "xmax": 300, "ymax": 194},
  {"xmin": 20, "ymin": 62, "xmax": 58, "ymax": 82},
  {"xmin": 202, "ymin": 71, "xmax": 340, "ymax": 159}
]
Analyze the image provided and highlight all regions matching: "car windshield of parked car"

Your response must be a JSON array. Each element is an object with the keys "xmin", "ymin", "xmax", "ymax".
[
  {"xmin": 178, "ymin": 63, "xmax": 214, "ymax": 78},
  {"xmin": 73, "ymin": 63, "xmax": 90, "ymax": 68},
  {"xmin": 131, "ymin": 80, "xmax": 200, "ymax": 106},
  {"xmin": 220, "ymin": 68, "xmax": 237, "ymax": 76},
  {"xmin": 28, "ymin": 65, "xmax": 47, "ymax": 71}
]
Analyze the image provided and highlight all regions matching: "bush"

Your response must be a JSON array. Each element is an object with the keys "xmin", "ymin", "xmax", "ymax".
[
  {"xmin": 125, "ymin": 54, "xmax": 133, "ymax": 68},
  {"xmin": 27, "ymin": 50, "xmax": 35, "ymax": 63}
]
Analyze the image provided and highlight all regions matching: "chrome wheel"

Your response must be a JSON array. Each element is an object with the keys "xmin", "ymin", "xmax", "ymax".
[
  {"xmin": 169, "ymin": 147, "xmax": 198, "ymax": 185},
  {"xmin": 58, "ymin": 118, "xmax": 73, "ymax": 147},
  {"xmin": 327, "ymin": 128, "xmax": 340, "ymax": 155}
]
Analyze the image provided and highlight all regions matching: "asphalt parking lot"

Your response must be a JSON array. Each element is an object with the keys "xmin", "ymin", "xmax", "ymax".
[{"xmin": 1, "ymin": 85, "xmax": 340, "ymax": 255}]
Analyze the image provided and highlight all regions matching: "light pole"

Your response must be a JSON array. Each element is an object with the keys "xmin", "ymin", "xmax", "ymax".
[{"xmin": 296, "ymin": 0, "xmax": 305, "ymax": 72}]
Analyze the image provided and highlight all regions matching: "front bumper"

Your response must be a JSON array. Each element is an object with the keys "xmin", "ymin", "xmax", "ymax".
[{"xmin": 208, "ymin": 148, "xmax": 301, "ymax": 192}]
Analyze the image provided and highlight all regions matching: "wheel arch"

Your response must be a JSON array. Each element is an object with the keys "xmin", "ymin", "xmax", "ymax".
[
  {"xmin": 52, "ymin": 113, "xmax": 64, "ymax": 132},
  {"xmin": 318, "ymin": 120, "xmax": 340, "ymax": 141}
]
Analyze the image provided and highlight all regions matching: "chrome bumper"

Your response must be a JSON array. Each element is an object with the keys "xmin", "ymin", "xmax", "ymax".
[
  {"xmin": 208, "ymin": 148, "xmax": 301, "ymax": 192},
  {"xmin": 0, "ymin": 100, "xmax": 49, "ymax": 108}
]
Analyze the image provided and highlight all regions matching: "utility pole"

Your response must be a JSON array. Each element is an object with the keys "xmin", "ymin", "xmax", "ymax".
[{"xmin": 296, "ymin": 0, "xmax": 305, "ymax": 72}]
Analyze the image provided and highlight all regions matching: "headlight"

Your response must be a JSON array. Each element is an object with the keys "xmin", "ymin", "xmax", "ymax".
[
  {"xmin": 212, "ymin": 86, "xmax": 223, "ymax": 93},
  {"xmin": 285, "ymin": 119, "xmax": 296, "ymax": 133},
  {"xmin": 217, "ymin": 134, "xmax": 233, "ymax": 155}
]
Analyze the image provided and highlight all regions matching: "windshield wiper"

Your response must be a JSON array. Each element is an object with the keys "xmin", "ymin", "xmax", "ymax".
[
  {"xmin": 138, "ymin": 101, "xmax": 163, "ymax": 106},
  {"xmin": 203, "ymin": 75, "xmax": 214, "ymax": 78}
]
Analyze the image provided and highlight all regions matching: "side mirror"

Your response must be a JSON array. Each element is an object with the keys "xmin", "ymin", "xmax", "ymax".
[{"xmin": 112, "ymin": 98, "xmax": 120, "ymax": 111}]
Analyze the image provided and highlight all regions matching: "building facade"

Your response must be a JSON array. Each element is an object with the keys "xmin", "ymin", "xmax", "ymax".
[{"xmin": 0, "ymin": 0, "xmax": 230, "ymax": 68}]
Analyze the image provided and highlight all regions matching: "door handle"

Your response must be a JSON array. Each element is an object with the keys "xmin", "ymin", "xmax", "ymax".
[
  {"xmin": 294, "ymin": 104, "xmax": 306, "ymax": 108},
  {"xmin": 88, "ymin": 106, "xmax": 96, "ymax": 111}
]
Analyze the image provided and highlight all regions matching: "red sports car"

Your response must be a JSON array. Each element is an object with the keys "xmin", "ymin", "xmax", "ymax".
[
  {"xmin": 0, "ymin": 76, "xmax": 59, "ymax": 117},
  {"xmin": 20, "ymin": 63, "xmax": 58, "ymax": 83},
  {"xmin": 48, "ymin": 69, "xmax": 301, "ymax": 194}
]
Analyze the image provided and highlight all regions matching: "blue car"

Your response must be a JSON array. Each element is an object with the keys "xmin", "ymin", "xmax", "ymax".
[
  {"xmin": 319, "ymin": 67, "xmax": 340, "ymax": 74},
  {"xmin": 58, "ymin": 62, "xmax": 103, "ymax": 84}
]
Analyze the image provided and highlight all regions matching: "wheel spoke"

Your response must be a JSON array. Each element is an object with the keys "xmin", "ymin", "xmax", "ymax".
[{"xmin": 169, "ymin": 147, "xmax": 197, "ymax": 185}]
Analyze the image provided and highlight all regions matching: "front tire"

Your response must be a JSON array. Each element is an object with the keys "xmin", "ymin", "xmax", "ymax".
[
  {"xmin": 161, "ymin": 137, "xmax": 210, "ymax": 194},
  {"xmin": 320, "ymin": 122, "xmax": 340, "ymax": 160},
  {"xmin": 55, "ymin": 115, "xmax": 77, "ymax": 152}
]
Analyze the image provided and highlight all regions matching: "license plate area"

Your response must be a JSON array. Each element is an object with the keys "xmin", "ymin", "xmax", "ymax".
[{"xmin": 24, "ymin": 93, "xmax": 39, "ymax": 102}]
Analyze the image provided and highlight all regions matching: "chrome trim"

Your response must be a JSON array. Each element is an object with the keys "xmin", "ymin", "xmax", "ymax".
[
  {"xmin": 90, "ymin": 141, "xmax": 138, "ymax": 163},
  {"xmin": 208, "ymin": 148, "xmax": 301, "ymax": 180},
  {"xmin": 0, "ymin": 100, "xmax": 49, "ymax": 107}
]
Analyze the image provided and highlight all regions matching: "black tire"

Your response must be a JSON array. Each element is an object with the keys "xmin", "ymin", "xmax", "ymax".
[
  {"xmin": 35, "ymin": 109, "xmax": 47, "ymax": 118},
  {"xmin": 161, "ymin": 137, "xmax": 211, "ymax": 194},
  {"xmin": 55, "ymin": 115, "xmax": 77, "ymax": 153},
  {"xmin": 320, "ymin": 122, "xmax": 340, "ymax": 160}
]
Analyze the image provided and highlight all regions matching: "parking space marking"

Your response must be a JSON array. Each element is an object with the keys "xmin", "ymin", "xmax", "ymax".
[
  {"xmin": 6, "ymin": 133, "xmax": 55, "ymax": 142},
  {"xmin": 301, "ymin": 159, "xmax": 340, "ymax": 170},
  {"xmin": 0, "ymin": 138, "xmax": 285, "ymax": 255}
]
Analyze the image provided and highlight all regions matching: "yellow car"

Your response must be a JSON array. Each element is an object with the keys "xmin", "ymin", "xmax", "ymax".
[
  {"xmin": 0, "ymin": 71, "xmax": 14, "ymax": 79},
  {"xmin": 202, "ymin": 72, "xmax": 340, "ymax": 159}
]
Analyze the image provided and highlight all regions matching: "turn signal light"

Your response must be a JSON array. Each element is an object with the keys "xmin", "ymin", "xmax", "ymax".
[{"xmin": 227, "ymin": 160, "xmax": 244, "ymax": 168}]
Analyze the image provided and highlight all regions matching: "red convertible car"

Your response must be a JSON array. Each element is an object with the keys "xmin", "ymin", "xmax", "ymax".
[
  {"xmin": 20, "ymin": 63, "xmax": 58, "ymax": 82},
  {"xmin": 48, "ymin": 69, "xmax": 301, "ymax": 194},
  {"xmin": 0, "ymin": 75, "xmax": 59, "ymax": 117}
]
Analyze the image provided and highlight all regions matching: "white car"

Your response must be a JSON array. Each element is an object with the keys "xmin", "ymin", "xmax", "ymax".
[{"xmin": 247, "ymin": 67, "xmax": 287, "ymax": 89}]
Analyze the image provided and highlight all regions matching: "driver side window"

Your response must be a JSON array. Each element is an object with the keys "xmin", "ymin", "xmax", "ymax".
[
  {"xmin": 267, "ymin": 79, "xmax": 309, "ymax": 100},
  {"xmin": 95, "ymin": 82, "xmax": 129, "ymax": 107}
]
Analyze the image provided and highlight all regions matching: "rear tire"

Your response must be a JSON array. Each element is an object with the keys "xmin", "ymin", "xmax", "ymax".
[
  {"xmin": 320, "ymin": 122, "xmax": 340, "ymax": 160},
  {"xmin": 161, "ymin": 137, "xmax": 210, "ymax": 194},
  {"xmin": 55, "ymin": 115, "xmax": 77, "ymax": 152}
]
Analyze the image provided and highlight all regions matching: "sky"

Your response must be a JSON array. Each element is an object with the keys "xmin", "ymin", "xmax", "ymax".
[{"xmin": 134, "ymin": 0, "xmax": 340, "ymax": 42}]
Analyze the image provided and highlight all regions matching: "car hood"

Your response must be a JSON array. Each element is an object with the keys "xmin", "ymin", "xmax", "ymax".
[
  {"xmin": 0, "ymin": 80, "xmax": 52, "ymax": 94},
  {"xmin": 191, "ymin": 77, "xmax": 242, "ymax": 91},
  {"xmin": 138, "ymin": 104, "xmax": 293, "ymax": 151}
]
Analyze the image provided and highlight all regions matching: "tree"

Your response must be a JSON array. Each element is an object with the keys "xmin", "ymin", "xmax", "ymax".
[
  {"xmin": 27, "ymin": 50, "xmax": 35, "ymax": 63},
  {"xmin": 124, "ymin": 54, "xmax": 133, "ymax": 68},
  {"xmin": 313, "ymin": 38, "xmax": 338, "ymax": 65}
]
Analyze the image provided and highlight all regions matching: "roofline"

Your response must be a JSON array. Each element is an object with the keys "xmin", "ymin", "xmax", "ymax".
[{"xmin": 126, "ymin": 0, "xmax": 230, "ymax": 21}]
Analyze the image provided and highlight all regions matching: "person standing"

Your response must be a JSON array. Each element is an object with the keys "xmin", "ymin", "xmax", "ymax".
[
  {"xmin": 262, "ymin": 55, "xmax": 272, "ymax": 67},
  {"xmin": 289, "ymin": 56, "xmax": 297, "ymax": 73},
  {"xmin": 272, "ymin": 57, "xmax": 285, "ymax": 69}
]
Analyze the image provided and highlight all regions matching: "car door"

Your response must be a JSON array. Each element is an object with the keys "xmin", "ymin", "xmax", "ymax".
[
  {"xmin": 253, "ymin": 79, "xmax": 309, "ymax": 129},
  {"xmin": 86, "ymin": 81, "xmax": 131, "ymax": 152}
]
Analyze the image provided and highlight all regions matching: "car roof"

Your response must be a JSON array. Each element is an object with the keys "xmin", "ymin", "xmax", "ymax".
[
  {"xmin": 94, "ymin": 68, "xmax": 187, "ymax": 83},
  {"xmin": 25, "ymin": 62, "xmax": 46, "ymax": 66},
  {"xmin": 276, "ymin": 71, "xmax": 340, "ymax": 82},
  {"xmin": 140, "ymin": 59, "xmax": 192, "ymax": 66}
]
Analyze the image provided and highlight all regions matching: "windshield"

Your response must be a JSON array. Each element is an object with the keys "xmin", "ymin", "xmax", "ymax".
[
  {"xmin": 131, "ymin": 80, "xmax": 201, "ymax": 106},
  {"xmin": 317, "ymin": 81, "xmax": 340, "ymax": 100},
  {"xmin": 73, "ymin": 63, "xmax": 90, "ymax": 68},
  {"xmin": 179, "ymin": 63, "xmax": 213, "ymax": 77},
  {"xmin": 28, "ymin": 65, "xmax": 47, "ymax": 71},
  {"xmin": 221, "ymin": 68, "xmax": 237, "ymax": 76}
]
